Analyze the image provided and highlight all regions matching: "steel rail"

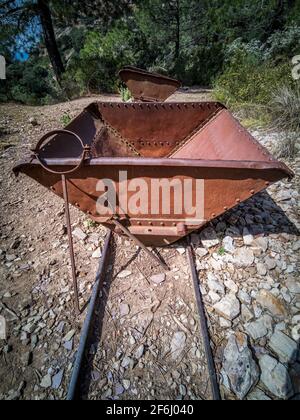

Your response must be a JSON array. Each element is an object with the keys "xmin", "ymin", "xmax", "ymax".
[
  {"xmin": 187, "ymin": 240, "xmax": 221, "ymax": 401},
  {"xmin": 67, "ymin": 234, "xmax": 220, "ymax": 401},
  {"xmin": 67, "ymin": 231, "xmax": 112, "ymax": 400}
]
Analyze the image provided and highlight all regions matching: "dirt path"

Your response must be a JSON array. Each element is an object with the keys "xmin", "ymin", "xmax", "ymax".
[{"xmin": 0, "ymin": 91, "xmax": 299, "ymax": 400}]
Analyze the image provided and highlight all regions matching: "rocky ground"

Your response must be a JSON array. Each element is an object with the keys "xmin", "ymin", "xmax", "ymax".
[{"xmin": 0, "ymin": 91, "xmax": 299, "ymax": 400}]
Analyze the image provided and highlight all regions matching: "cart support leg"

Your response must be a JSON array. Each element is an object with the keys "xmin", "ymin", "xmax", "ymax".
[
  {"xmin": 113, "ymin": 217, "xmax": 169, "ymax": 271},
  {"xmin": 62, "ymin": 174, "xmax": 80, "ymax": 315}
]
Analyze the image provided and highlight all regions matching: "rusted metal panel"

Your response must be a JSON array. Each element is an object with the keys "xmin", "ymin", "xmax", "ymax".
[
  {"xmin": 14, "ymin": 101, "xmax": 293, "ymax": 247},
  {"xmin": 119, "ymin": 66, "xmax": 181, "ymax": 102}
]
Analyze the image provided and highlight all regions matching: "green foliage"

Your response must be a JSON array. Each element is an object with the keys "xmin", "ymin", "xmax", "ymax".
[
  {"xmin": 119, "ymin": 86, "xmax": 132, "ymax": 102},
  {"xmin": 60, "ymin": 113, "xmax": 72, "ymax": 126},
  {"xmin": 218, "ymin": 247, "xmax": 226, "ymax": 256},
  {"xmin": 0, "ymin": 57, "xmax": 58, "ymax": 105},
  {"xmin": 214, "ymin": 54, "xmax": 294, "ymax": 107},
  {"xmin": 214, "ymin": 29, "xmax": 298, "ymax": 112},
  {"xmin": 66, "ymin": 24, "xmax": 141, "ymax": 94}
]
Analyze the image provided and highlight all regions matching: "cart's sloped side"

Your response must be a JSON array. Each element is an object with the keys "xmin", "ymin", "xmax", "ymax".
[
  {"xmin": 96, "ymin": 102, "xmax": 224, "ymax": 158},
  {"xmin": 170, "ymin": 109, "xmax": 278, "ymax": 162}
]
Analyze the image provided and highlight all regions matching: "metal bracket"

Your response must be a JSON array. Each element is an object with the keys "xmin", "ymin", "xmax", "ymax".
[{"xmin": 112, "ymin": 217, "xmax": 169, "ymax": 271}]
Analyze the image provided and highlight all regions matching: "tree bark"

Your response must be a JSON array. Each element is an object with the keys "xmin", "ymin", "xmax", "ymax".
[
  {"xmin": 37, "ymin": 0, "xmax": 65, "ymax": 82},
  {"xmin": 174, "ymin": 0, "xmax": 180, "ymax": 60},
  {"xmin": 261, "ymin": 0, "xmax": 285, "ymax": 42}
]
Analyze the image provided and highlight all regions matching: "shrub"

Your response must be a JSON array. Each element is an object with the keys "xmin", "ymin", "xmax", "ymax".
[
  {"xmin": 274, "ymin": 132, "xmax": 299, "ymax": 159},
  {"xmin": 60, "ymin": 113, "xmax": 72, "ymax": 126},
  {"xmin": 119, "ymin": 86, "xmax": 132, "ymax": 102},
  {"xmin": 2, "ymin": 60, "xmax": 57, "ymax": 105},
  {"xmin": 271, "ymin": 85, "xmax": 300, "ymax": 159},
  {"xmin": 270, "ymin": 85, "xmax": 300, "ymax": 131},
  {"xmin": 214, "ymin": 47, "xmax": 294, "ymax": 108}
]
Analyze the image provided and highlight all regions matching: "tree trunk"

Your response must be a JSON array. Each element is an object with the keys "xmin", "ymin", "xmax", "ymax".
[
  {"xmin": 174, "ymin": 0, "xmax": 180, "ymax": 60},
  {"xmin": 262, "ymin": 0, "xmax": 285, "ymax": 42},
  {"xmin": 37, "ymin": 0, "xmax": 65, "ymax": 82}
]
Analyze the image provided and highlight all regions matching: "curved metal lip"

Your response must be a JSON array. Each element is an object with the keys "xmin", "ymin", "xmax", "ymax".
[
  {"xmin": 13, "ymin": 157, "xmax": 294, "ymax": 179},
  {"xmin": 96, "ymin": 101, "xmax": 223, "ymax": 108},
  {"xmin": 118, "ymin": 66, "xmax": 182, "ymax": 87}
]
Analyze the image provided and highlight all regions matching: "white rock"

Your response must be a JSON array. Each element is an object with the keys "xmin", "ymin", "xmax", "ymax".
[
  {"xmin": 135, "ymin": 345, "xmax": 144, "ymax": 359},
  {"xmin": 257, "ymin": 263, "xmax": 267, "ymax": 276},
  {"xmin": 233, "ymin": 248, "xmax": 255, "ymax": 267},
  {"xmin": 292, "ymin": 315, "xmax": 300, "ymax": 325},
  {"xmin": 251, "ymin": 237, "xmax": 269, "ymax": 252},
  {"xmin": 292, "ymin": 241, "xmax": 300, "ymax": 251},
  {"xmin": 179, "ymin": 384, "xmax": 187, "ymax": 396},
  {"xmin": 121, "ymin": 356, "xmax": 133, "ymax": 369},
  {"xmin": 150, "ymin": 273, "xmax": 166, "ymax": 284},
  {"xmin": 243, "ymin": 228, "xmax": 254, "ymax": 246},
  {"xmin": 208, "ymin": 291, "xmax": 221, "ymax": 303},
  {"xmin": 207, "ymin": 274, "xmax": 225, "ymax": 294},
  {"xmin": 211, "ymin": 259, "xmax": 224, "ymax": 271},
  {"xmin": 259, "ymin": 355, "xmax": 293, "ymax": 399},
  {"xmin": 200, "ymin": 227, "xmax": 219, "ymax": 248},
  {"xmin": 223, "ymin": 236, "xmax": 235, "ymax": 253},
  {"xmin": 0, "ymin": 315, "xmax": 6, "ymax": 340},
  {"xmin": 264, "ymin": 257, "xmax": 277, "ymax": 270},
  {"xmin": 219, "ymin": 317, "xmax": 231, "ymax": 328},
  {"xmin": 29, "ymin": 117, "xmax": 38, "ymax": 126},
  {"xmin": 171, "ymin": 331, "xmax": 186, "ymax": 360},
  {"xmin": 6, "ymin": 254, "xmax": 16, "ymax": 262},
  {"xmin": 92, "ymin": 248, "xmax": 102, "ymax": 259},
  {"xmin": 63, "ymin": 329, "xmax": 76, "ymax": 342},
  {"xmin": 72, "ymin": 228, "xmax": 87, "ymax": 241},
  {"xmin": 196, "ymin": 248, "xmax": 209, "ymax": 258},
  {"xmin": 224, "ymin": 279, "xmax": 238, "ymax": 293},
  {"xmin": 120, "ymin": 303, "xmax": 130, "ymax": 317},
  {"xmin": 222, "ymin": 332, "xmax": 259, "ymax": 399},
  {"xmin": 238, "ymin": 290, "xmax": 251, "ymax": 305},
  {"xmin": 118, "ymin": 270, "xmax": 132, "ymax": 279},
  {"xmin": 274, "ymin": 322, "xmax": 286, "ymax": 333},
  {"xmin": 40, "ymin": 374, "xmax": 52, "ymax": 389},
  {"xmin": 291, "ymin": 325, "xmax": 300, "ymax": 342},
  {"xmin": 123, "ymin": 379, "xmax": 131, "ymax": 390},
  {"xmin": 285, "ymin": 278, "xmax": 300, "ymax": 294},
  {"xmin": 276, "ymin": 190, "xmax": 291, "ymax": 202},
  {"xmin": 241, "ymin": 305, "xmax": 254, "ymax": 322},
  {"xmin": 213, "ymin": 294, "xmax": 240, "ymax": 320},
  {"xmin": 247, "ymin": 389, "xmax": 271, "ymax": 400},
  {"xmin": 245, "ymin": 319, "xmax": 268, "ymax": 340},
  {"xmin": 177, "ymin": 248, "xmax": 186, "ymax": 255},
  {"xmin": 268, "ymin": 331, "xmax": 298, "ymax": 363}
]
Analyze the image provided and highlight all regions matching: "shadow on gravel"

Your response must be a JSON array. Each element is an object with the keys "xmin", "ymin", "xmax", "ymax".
[
  {"xmin": 213, "ymin": 191, "xmax": 299, "ymax": 238},
  {"xmin": 113, "ymin": 247, "xmax": 141, "ymax": 280},
  {"xmin": 289, "ymin": 345, "xmax": 300, "ymax": 401}
]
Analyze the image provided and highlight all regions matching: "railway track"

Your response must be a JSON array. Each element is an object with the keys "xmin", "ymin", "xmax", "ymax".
[{"xmin": 67, "ymin": 231, "xmax": 221, "ymax": 401}]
